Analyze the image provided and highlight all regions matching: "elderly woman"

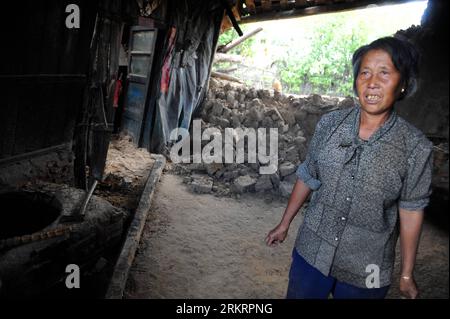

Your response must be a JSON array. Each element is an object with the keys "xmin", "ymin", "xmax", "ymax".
[{"xmin": 266, "ymin": 37, "xmax": 433, "ymax": 299}]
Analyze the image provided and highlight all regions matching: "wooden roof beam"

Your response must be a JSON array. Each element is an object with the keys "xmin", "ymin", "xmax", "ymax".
[{"xmin": 239, "ymin": 0, "xmax": 422, "ymax": 24}]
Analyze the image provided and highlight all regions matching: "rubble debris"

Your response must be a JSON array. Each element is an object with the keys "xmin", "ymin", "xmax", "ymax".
[
  {"xmin": 189, "ymin": 174, "xmax": 214, "ymax": 194},
  {"xmin": 255, "ymin": 175, "xmax": 273, "ymax": 192},
  {"xmin": 279, "ymin": 162, "xmax": 296, "ymax": 177},
  {"xmin": 94, "ymin": 134, "xmax": 155, "ymax": 214},
  {"xmin": 168, "ymin": 78, "xmax": 356, "ymax": 198},
  {"xmin": 232, "ymin": 175, "xmax": 257, "ymax": 193}
]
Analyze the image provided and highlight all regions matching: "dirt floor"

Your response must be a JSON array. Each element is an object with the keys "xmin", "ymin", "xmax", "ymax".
[{"xmin": 124, "ymin": 172, "xmax": 449, "ymax": 299}]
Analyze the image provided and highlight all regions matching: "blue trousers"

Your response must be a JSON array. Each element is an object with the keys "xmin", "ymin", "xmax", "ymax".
[{"xmin": 286, "ymin": 249, "xmax": 390, "ymax": 299}]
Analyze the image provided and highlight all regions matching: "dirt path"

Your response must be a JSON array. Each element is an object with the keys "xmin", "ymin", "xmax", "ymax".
[
  {"xmin": 124, "ymin": 173, "xmax": 448, "ymax": 299},
  {"xmin": 125, "ymin": 173, "xmax": 300, "ymax": 298}
]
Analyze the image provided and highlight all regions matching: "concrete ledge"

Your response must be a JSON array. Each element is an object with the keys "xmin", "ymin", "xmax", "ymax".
[{"xmin": 105, "ymin": 154, "xmax": 166, "ymax": 299}]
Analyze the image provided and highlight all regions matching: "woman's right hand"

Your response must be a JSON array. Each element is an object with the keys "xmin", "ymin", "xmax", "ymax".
[
  {"xmin": 265, "ymin": 223, "xmax": 289, "ymax": 247},
  {"xmin": 265, "ymin": 180, "xmax": 311, "ymax": 247}
]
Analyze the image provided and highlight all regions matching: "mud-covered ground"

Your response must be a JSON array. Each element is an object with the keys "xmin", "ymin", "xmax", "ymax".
[{"xmin": 125, "ymin": 172, "xmax": 448, "ymax": 299}]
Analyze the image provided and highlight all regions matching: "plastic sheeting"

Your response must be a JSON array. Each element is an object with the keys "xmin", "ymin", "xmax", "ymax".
[{"xmin": 148, "ymin": 0, "xmax": 223, "ymax": 152}]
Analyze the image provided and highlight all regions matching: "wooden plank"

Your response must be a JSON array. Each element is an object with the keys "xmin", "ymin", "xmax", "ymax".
[
  {"xmin": 106, "ymin": 155, "xmax": 166, "ymax": 299},
  {"xmin": 214, "ymin": 52, "xmax": 244, "ymax": 63},
  {"xmin": 241, "ymin": 0, "xmax": 406, "ymax": 23},
  {"xmin": 211, "ymin": 71, "xmax": 244, "ymax": 83}
]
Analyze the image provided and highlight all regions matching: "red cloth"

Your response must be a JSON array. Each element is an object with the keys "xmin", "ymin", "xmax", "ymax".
[
  {"xmin": 113, "ymin": 78, "xmax": 122, "ymax": 108},
  {"xmin": 160, "ymin": 27, "xmax": 177, "ymax": 94}
]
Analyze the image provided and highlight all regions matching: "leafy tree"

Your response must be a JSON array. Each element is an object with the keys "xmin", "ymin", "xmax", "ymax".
[
  {"xmin": 278, "ymin": 15, "xmax": 370, "ymax": 96},
  {"xmin": 215, "ymin": 5, "xmax": 420, "ymax": 96}
]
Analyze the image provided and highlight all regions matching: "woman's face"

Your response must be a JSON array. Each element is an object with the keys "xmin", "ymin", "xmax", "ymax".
[{"xmin": 356, "ymin": 49, "xmax": 402, "ymax": 116}]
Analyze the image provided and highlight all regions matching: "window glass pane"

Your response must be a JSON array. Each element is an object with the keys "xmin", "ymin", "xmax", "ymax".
[
  {"xmin": 130, "ymin": 55, "xmax": 150, "ymax": 76},
  {"xmin": 132, "ymin": 31, "xmax": 154, "ymax": 52}
]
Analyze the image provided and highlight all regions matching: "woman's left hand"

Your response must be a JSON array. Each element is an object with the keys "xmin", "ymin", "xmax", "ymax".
[{"xmin": 399, "ymin": 276, "xmax": 419, "ymax": 299}]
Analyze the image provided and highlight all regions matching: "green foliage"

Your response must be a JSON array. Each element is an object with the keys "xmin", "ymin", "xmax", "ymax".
[
  {"xmin": 278, "ymin": 15, "xmax": 370, "ymax": 96},
  {"xmin": 215, "ymin": 4, "xmax": 422, "ymax": 96},
  {"xmin": 218, "ymin": 28, "xmax": 237, "ymax": 46}
]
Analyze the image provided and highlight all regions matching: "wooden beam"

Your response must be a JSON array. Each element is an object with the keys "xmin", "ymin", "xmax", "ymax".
[
  {"xmin": 240, "ymin": 0, "xmax": 420, "ymax": 24},
  {"xmin": 216, "ymin": 67, "xmax": 239, "ymax": 73},
  {"xmin": 214, "ymin": 52, "xmax": 245, "ymax": 63},
  {"xmin": 211, "ymin": 71, "xmax": 244, "ymax": 84},
  {"xmin": 218, "ymin": 27, "xmax": 263, "ymax": 53}
]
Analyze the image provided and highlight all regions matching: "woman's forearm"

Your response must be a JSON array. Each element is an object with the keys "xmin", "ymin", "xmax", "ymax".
[
  {"xmin": 279, "ymin": 179, "xmax": 312, "ymax": 227},
  {"xmin": 399, "ymin": 208, "xmax": 424, "ymax": 277}
]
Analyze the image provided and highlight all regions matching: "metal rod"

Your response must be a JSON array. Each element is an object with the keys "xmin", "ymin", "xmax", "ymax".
[{"xmin": 79, "ymin": 179, "xmax": 98, "ymax": 218}]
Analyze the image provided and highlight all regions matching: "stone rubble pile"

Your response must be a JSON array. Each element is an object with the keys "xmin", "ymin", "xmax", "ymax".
[{"xmin": 172, "ymin": 79, "xmax": 356, "ymax": 198}]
